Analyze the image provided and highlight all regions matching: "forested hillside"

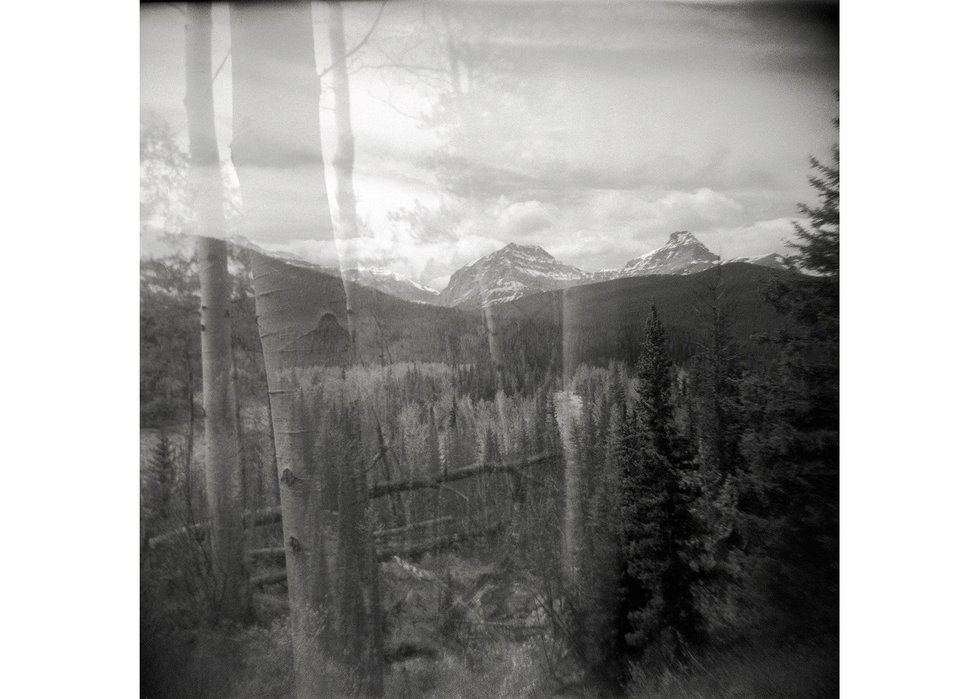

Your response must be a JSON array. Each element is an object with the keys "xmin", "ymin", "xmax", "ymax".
[{"xmin": 141, "ymin": 250, "xmax": 791, "ymax": 426}]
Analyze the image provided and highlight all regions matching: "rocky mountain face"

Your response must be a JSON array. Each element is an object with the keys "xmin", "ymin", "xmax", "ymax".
[
  {"xmin": 437, "ymin": 243, "xmax": 589, "ymax": 309},
  {"xmin": 343, "ymin": 267, "xmax": 439, "ymax": 304},
  {"xmin": 617, "ymin": 231, "xmax": 720, "ymax": 277},
  {"xmin": 434, "ymin": 233, "xmax": 796, "ymax": 308}
]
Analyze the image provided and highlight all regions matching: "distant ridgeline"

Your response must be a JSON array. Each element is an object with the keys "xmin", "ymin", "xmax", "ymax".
[
  {"xmin": 140, "ymin": 244, "xmax": 792, "ymax": 424},
  {"xmin": 486, "ymin": 262, "xmax": 792, "ymax": 391}
]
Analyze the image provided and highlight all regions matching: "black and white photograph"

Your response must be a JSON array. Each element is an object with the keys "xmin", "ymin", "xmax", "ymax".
[{"xmin": 136, "ymin": 1, "xmax": 842, "ymax": 696}]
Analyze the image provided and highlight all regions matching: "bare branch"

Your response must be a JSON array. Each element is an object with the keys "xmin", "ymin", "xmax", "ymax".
[{"xmin": 319, "ymin": 1, "xmax": 387, "ymax": 78}]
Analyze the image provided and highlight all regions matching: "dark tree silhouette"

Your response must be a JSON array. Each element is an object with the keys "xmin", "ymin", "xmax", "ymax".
[{"xmin": 620, "ymin": 307, "xmax": 711, "ymax": 665}]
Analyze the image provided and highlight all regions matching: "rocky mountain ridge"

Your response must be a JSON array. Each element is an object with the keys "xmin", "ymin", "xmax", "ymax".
[{"xmin": 192, "ymin": 232, "xmax": 796, "ymax": 308}]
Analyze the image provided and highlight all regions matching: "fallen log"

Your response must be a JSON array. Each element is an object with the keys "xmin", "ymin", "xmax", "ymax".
[
  {"xmin": 248, "ymin": 521, "xmax": 506, "ymax": 571},
  {"xmin": 375, "ymin": 521, "xmax": 505, "ymax": 560},
  {"xmin": 248, "ymin": 547, "xmax": 286, "ymax": 563},
  {"xmin": 147, "ymin": 506, "xmax": 285, "ymax": 549},
  {"xmin": 147, "ymin": 452, "xmax": 557, "ymax": 549},
  {"xmin": 252, "ymin": 591, "xmax": 290, "ymax": 612},
  {"xmin": 369, "ymin": 452, "xmax": 558, "ymax": 498},
  {"xmin": 250, "ymin": 570, "xmax": 288, "ymax": 588},
  {"xmin": 145, "ymin": 522, "xmax": 208, "ymax": 549},
  {"xmin": 375, "ymin": 516, "xmax": 453, "ymax": 539},
  {"xmin": 244, "ymin": 506, "xmax": 284, "ymax": 528},
  {"xmin": 246, "ymin": 515, "xmax": 457, "ymax": 562}
]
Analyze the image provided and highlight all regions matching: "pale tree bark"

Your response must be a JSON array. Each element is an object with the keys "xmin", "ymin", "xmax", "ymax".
[
  {"xmin": 326, "ymin": 1, "xmax": 358, "ymax": 349},
  {"xmin": 325, "ymin": 2, "xmax": 357, "ymax": 244},
  {"xmin": 185, "ymin": 2, "xmax": 248, "ymax": 621},
  {"xmin": 230, "ymin": 3, "xmax": 383, "ymax": 695},
  {"xmin": 554, "ymin": 390, "xmax": 584, "ymax": 590}
]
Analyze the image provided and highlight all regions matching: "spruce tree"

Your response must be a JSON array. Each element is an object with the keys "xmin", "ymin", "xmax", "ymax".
[
  {"xmin": 750, "ymin": 113, "xmax": 840, "ymax": 636},
  {"xmin": 688, "ymin": 271, "xmax": 749, "ymax": 636},
  {"xmin": 620, "ymin": 306, "xmax": 710, "ymax": 665},
  {"xmin": 577, "ymin": 398, "xmax": 630, "ymax": 683},
  {"xmin": 145, "ymin": 430, "xmax": 176, "ymax": 534}
]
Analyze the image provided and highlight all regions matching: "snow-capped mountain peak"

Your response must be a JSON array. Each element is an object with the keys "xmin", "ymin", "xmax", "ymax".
[
  {"xmin": 618, "ymin": 231, "xmax": 720, "ymax": 277},
  {"xmin": 438, "ymin": 243, "xmax": 589, "ymax": 308}
]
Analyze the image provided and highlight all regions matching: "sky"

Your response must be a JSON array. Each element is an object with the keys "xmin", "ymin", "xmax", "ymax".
[{"xmin": 141, "ymin": 0, "xmax": 839, "ymax": 290}]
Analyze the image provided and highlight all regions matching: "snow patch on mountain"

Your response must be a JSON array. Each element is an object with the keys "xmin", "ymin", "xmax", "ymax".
[
  {"xmin": 343, "ymin": 266, "xmax": 439, "ymax": 304},
  {"xmin": 438, "ymin": 243, "xmax": 590, "ymax": 308},
  {"xmin": 725, "ymin": 252, "xmax": 800, "ymax": 272}
]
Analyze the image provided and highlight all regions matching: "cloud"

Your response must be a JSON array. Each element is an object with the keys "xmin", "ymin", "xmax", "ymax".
[
  {"xmin": 699, "ymin": 217, "xmax": 799, "ymax": 260},
  {"xmin": 563, "ymin": 187, "xmax": 745, "ymax": 248},
  {"xmin": 498, "ymin": 200, "xmax": 554, "ymax": 238},
  {"xmin": 331, "ymin": 232, "xmax": 504, "ymax": 291},
  {"xmin": 456, "ymin": 188, "xmax": 751, "ymax": 271},
  {"xmin": 269, "ymin": 183, "xmax": 796, "ymax": 282},
  {"xmin": 628, "ymin": 188, "xmax": 745, "ymax": 238}
]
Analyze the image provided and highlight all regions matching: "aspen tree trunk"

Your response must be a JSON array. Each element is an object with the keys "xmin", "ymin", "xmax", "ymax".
[
  {"xmin": 230, "ymin": 4, "xmax": 382, "ymax": 695},
  {"xmin": 337, "ymin": 405, "xmax": 384, "ymax": 697},
  {"xmin": 554, "ymin": 391, "xmax": 584, "ymax": 589},
  {"xmin": 326, "ymin": 2, "xmax": 356, "ymax": 244},
  {"xmin": 326, "ymin": 1, "xmax": 358, "ymax": 349},
  {"xmin": 186, "ymin": 3, "xmax": 249, "ymax": 621},
  {"xmin": 183, "ymin": 347, "xmax": 196, "ymax": 521}
]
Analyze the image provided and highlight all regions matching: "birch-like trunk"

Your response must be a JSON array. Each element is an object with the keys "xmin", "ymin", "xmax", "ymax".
[
  {"xmin": 554, "ymin": 390, "xmax": 584, "ymax": 590},
  {"xmin": 326, "ymin": 2, "xmax": 356, "ymax": 242},
  {"xmin": 326, "ymin": 1, "xmax": 358, "ymax": 347},
  {"xmin": 185, "ymin": 3, "xmax": 248, "ymax": 621},
  {"xmin": 230, "ymin": 4, "xmax": 382, "ymax": 695}
]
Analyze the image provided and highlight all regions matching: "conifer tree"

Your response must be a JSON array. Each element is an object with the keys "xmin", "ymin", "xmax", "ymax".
[
  {"xmin": 427, "ymin": 405, "xmax": 442, "ymax": 476},
  {"xmin": 576, "ymin": 398, "xmax": 630, "ymax": 685},
  {"xmin": 145, "ymin": 431, "xmax": 176, "ymax": 534},
  {"xmin": 689, "ymin": 270, "xmax": 748, "ymax": 633},
  {"xmin": 620, "ymin": 306, "xmax": 710, "ymax": 665},
  {"xmin": 749, "ymin": 112, "xmax": 839, "ymax": 635}
]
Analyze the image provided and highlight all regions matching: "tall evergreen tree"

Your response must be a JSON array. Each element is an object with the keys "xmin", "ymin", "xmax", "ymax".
[
  {"xmin": 749, "ymin": 113, "xmax": 839, "ymax": 635},
  {"xmin": 688, "ymin": 270, "xmax": 748, "ymax": 635},
  {"xmin": 620, "ymin": 306, "xmax": 710, "ymax": 665},
  {"xmin": 144, "ymin": 430, "xmax": 176, "ymax": 537}
]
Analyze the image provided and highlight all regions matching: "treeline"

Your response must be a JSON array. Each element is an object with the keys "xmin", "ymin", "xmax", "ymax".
[
  {"xmin": 140, "ymin": 247, "xmax": 489, "ymax": 426},
  {"xmin": 140, "ymin": 249, "xmax": 792, "ymax": 426}
]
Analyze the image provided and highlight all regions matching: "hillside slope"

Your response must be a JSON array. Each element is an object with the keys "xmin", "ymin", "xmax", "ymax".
[{"xmin": 483, "ymin": 263, "xmax": 792, "ymax": 386}]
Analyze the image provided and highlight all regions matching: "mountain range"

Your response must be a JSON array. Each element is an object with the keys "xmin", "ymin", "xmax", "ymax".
[
  {"xmin": 207, "ymin": 231, "xmax": 798, "ymax": 310},
  {"xmin": 429, "ymin": 231, "xmax": 796, "ymax": 309},
  {"xmin": 144, "ymin": 235, "xmax": 798, "ymax": 378},
  {"xmin": 342, "ymin": 267, "xmax": 439, "ymax": 305}
]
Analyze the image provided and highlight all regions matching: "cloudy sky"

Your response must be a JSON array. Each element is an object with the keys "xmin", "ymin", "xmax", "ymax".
[{"xmin": 141, "ymin": 0, "xmax": 838, "ymax": 289}]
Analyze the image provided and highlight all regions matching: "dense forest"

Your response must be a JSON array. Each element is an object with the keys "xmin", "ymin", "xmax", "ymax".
[{"xmin": 140, "ymin": 2, "xmax": 839, "ymax": 696}]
